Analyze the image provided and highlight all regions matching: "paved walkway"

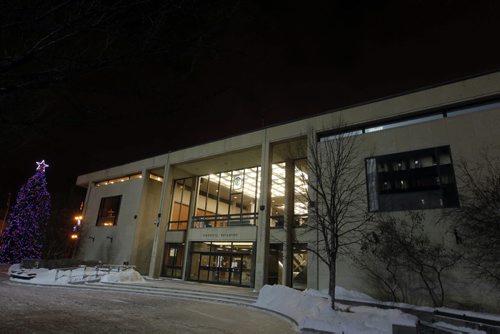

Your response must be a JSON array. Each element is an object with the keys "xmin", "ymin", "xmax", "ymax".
[{"xmin": 0, "ymin": 266, "xmax": 297, "ymax": 333}]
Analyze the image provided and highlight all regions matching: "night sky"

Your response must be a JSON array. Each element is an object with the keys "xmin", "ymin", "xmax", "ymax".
[{"xmin": 2, "ymin": 1, "xmax": 500, "ymax": 211}]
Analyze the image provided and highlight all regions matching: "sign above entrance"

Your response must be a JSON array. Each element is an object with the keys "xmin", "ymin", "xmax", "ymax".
[{"xmin": 189, "ymin": 226, "xmax": 257, "ymax": 241}]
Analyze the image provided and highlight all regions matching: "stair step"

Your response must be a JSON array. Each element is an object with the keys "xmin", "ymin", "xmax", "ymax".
[{"xmin": 74, "ymin": 284, "xmax": 257, "ymax": 305}]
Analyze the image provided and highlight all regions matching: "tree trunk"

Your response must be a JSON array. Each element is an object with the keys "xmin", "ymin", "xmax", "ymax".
[{"xmin": 329, "ymin": 261, "xmax": 336, "ymax": 309}]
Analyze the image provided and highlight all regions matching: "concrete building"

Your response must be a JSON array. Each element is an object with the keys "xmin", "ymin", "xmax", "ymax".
[{"xmin": 76, "ymin": 71, "xmax": 500, "ymax": 311}]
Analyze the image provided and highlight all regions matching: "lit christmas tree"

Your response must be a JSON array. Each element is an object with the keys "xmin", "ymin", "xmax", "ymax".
[{"xmin": 0, "ymin": 161, "xmax": 51, "ymax": 263}]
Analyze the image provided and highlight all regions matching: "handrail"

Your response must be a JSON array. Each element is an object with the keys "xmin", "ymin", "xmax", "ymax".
[{"xmin": 54, "ymin": 264, "xmax": 136, "ymax": 283}]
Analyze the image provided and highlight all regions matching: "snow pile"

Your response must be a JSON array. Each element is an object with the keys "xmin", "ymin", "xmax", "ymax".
[
  {"xmin": 332, "ymin": 286, "xmax": 379, "ymax": 303},
  {"xmin": 9, "ymin": 264, "xmax": 85, "ymax": 285},
  {"xmin": 9, "ymin": 264, "xmax": 145, "ymax": 285},
  {"xmin": 8, "ymin": 263, "xmax": 22, "ymax": 275},
  {"xmin": 100, "ymin": 268, "xmax": 146, "ymax": 283},
  {"xmin": 29, "ymin": 268, "xmax": 71, "ymax": 285},
  {"xmin": 255, "ymin": 285, "xmax": 417, "ymax": 334}
]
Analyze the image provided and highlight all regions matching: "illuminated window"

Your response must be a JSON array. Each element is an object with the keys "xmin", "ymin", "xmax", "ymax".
[
  {"xmin": 366, "ymin": 146, "xmax": 459, "ymax": 212},
  {"xmin": 319, "ymin": 100, "xmax": 500, "ymax": 142},
  {"xmin": 294, "ymin": 159, "xmax": 308, "ymax": 227},
  {"xmin": 96, "ymin": 173, "xmax": 142, "ymax": 187},
  {"xmin": 168, "ymin": 178, "xmax": 193, "ymax": 231},
  {"xmin": 96, "ymin": 196, "xmax": 122, "ymax": 226},
  {"xmin": 270, "ymin": 163, "xmax": 286, "ymax": 228},
  {"xmin": 193, "ymin": 167, "xmax": 260, "ymax": 228}
]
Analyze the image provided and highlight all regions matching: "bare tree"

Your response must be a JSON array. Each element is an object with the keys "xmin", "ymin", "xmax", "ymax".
[
  {"xmin": 453, "ymin": 153, "xmax": 500, "ymax": 285},
  {"xmin": 304, "ymin": 126, "xmax": 371, "ymax": 309},
  {"xmin": 356, "ymin": 212, "xmax": 461, "ymax": 307}
]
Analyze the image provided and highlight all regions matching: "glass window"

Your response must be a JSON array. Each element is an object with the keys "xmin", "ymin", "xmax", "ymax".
[
  {"xmin": 366, "ymin": 146, "xmax": 459, "ymax": 212},
  {"xmin": 168, "ymin": 178, "xmax": 192, "ymax": 230},
  {"xmin": 161, "ymin": 243, "xmax": 185, "ymax": 278},
  {"xmin": 194, "ymin": 167, "xmax": 260, "ymax": 228},
  {"xmin": 188, "ymin": 242, "xmax": 254, "ymax": 286},
  {"xmin": 268, "ymin": 244, "xmax": 283, "ymax": 285},
  {"xmin": 292, "ymin": 243, "xmax": 308, "ymax": 289},
  {"xmin": 96, "ymin": 196, "xmax": 122, "ymax": 226},
  {"xmin": 294, "ymin": 159, "xmax": 308, "ymax": 227},
  {"xmin": 270, "ymin": 163, "xmax": 286, "ymax": 228},
  {"xmin": 319, "ymin": 100, "xmax": 500, "ymax": 143}
]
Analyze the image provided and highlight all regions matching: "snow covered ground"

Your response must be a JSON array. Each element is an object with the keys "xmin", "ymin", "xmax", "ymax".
[
  {"xmin": 255, "ymin": 285, "xmax": 417, "ymax": 333},
  {"xmin": 8, "ymin": 264, "xmax": 499, "ymax": 333},
  {"xmin": 9, "ymin": 264, "xmax": 145, "ymax": 285}
]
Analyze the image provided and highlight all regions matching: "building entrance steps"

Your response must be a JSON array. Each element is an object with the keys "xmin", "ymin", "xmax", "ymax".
[{"xmin": 78, "ymin": 277, "xmax": 259, "ymax": 306}]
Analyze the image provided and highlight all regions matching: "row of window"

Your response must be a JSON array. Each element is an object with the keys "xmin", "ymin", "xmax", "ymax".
[
  {"xmin": 319, "ymin": 100, "xmax": 500, "ymax": 142},
  {"xmin": 95, "ymin": 173, "xmax": 163, "ymax": 187},
  {"xmin": 95, "ymin": 145, "xmax": 460, "ymax": 227}
]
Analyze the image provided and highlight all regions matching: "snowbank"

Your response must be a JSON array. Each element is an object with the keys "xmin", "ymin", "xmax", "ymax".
[
  {"xmin": 9, "ymin": 265, "xmax": 145, "ymax": 285},
  {"xmin": 100, "ymin": 269, "xmax": 146, "ymax": 283},
  {"xmin": 8, "ymin": 263, "xmax": 21, "ymax": 275},
  {"xmin": 255, "ymin": 285, "xmax": 417, "ymax": 334},
  {"xmin": 10, "ymin": 267, "xmax": 79, "ymax": 285},
  {"xmin": 333, "ymin": 286, "xmax": 378, "ymax": 303}
]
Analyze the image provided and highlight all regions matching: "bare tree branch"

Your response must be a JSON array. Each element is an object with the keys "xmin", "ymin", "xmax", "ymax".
[{"xmin": 302, "ymin": 120, "xmax": 371, "ymax": 308}]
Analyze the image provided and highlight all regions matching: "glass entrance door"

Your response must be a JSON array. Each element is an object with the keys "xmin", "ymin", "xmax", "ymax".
[{"xmin": 189, "ymin": 242, "xmax": 254, "ymax": 286}]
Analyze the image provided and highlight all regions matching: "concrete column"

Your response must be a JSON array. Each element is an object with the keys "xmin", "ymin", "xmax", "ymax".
[
  {"xmin": 181, "ymin": 176, "xmax": 199, "ymax": 280},
  {"xmin": 283, "ymin": 159, "xmax": 295, "ymax": 287},
  {"xmin": 307, "ymin": 129, "xmax": 321, "ymax": 290},
  {"xmin": 74, "ymin": 181, "xmax": 94, "ymax": 259},
  {"xmin": 129, "ymin": 169, "xmax": 150, "ymax": 270},
  {"xmin": 254, "ymin": 130, "xmax": 272, "ymax": 290},
  {"xmin": 148, "ymin": 159, "xmax": 171, "ymax": 278}
]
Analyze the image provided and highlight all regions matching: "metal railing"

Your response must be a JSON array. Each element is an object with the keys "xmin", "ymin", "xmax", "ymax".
[
  {"xmin": 54, "ymin": 264, "xmax": 136, "ymax": 283},
  {"xmin": 192, "ymin": 213, "xmax": 258, "ymax": 228}
]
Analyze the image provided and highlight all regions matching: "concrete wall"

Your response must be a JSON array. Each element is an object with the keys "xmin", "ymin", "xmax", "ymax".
[
  {"xmin": 307, "ymin": 105, "xmax": 500, "ymax": 312},
  {"xmin": 130, "ymin": 178, "xmax": 162, "ymax": 274},
  {"xmin": 77, "ymin": 178, "xmax": 144, "ymax": 265}
]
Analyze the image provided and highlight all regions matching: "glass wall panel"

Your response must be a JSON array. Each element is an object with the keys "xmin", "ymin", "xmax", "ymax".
[
  {"xmin": 270, "ymin": 163, "xmax": 286, "ymax": 228},
  {"xmin": 366, "ymin": 146, "xmax": 459, "ymax": 211},
  {"xmin": 268, "ymin": 244, "xmax": 283, "ymax": 285},
  {"xmin": 294, "ymin": 159, "xmax": 309, "ymax": 227},
  {"xmin": 193, "ymin": 167, "xmax": 260, "ymax": 228},
  {"xmin": 161, "ymin": 243, "xmax": 185, "ymax": 278},
  {"xmin": 292, "ymin": 243, "xmax": 308, "ymax": 290},
  {"xmin": 168, "ymin": 178, "xmax": 192, "ymax": 230},
  {"xmin": 188, "ymin": 242, "xmax": 254, "ymax": 286}
]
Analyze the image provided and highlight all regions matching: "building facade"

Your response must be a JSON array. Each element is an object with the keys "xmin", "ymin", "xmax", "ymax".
[{"xmin": 76, "ymin": 72, "xmax": 500, "ymax": 311}]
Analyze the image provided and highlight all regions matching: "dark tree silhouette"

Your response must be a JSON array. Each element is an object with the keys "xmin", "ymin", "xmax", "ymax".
[{"xmin": 453, "ymin": 153, "xmax": 500, "ymax": 285}]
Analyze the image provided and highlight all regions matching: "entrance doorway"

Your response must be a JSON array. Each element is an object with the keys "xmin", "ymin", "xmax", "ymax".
[{"xmin": 189, "ymin": 242, "xmax": 254, "ymax": 286}]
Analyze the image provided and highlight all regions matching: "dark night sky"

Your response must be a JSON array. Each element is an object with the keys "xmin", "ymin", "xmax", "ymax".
[{"xmin": 2, "ymin": 1, "xmax": 500, "ymax": 210}]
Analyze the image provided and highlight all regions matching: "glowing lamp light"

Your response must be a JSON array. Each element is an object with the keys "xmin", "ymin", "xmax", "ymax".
[{"xmin": 70, "ymin": 233, "xmax": 78, "ymax": 240}]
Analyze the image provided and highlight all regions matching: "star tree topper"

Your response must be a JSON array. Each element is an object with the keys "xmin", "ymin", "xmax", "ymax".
[{"xmin": 36, "ymin": 160, "xmax": 49, "ymax": 173}]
